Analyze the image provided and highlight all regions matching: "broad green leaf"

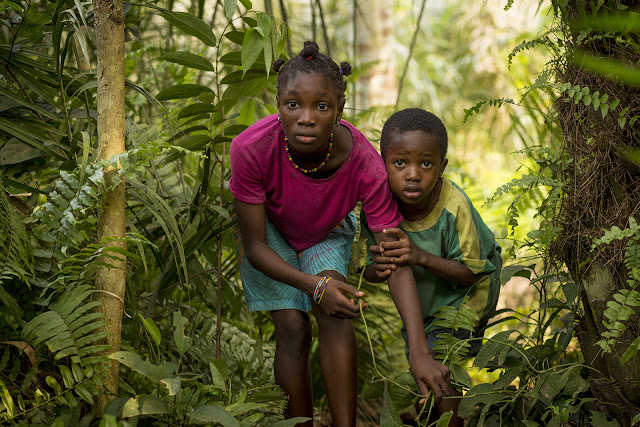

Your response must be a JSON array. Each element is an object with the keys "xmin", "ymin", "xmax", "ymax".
[
  {"xmin": 141, "ymin": 316, "xmax": 161, "ymax": 347},
  {"xmin": 0, "ymin": 137, "xmax": 46, "ymax": 165},
  {"xmin": 224, "ymin": 0, "xmax": 237, "ymax": 20},
  {"xmin": 621, "ymin": 336, "xmax": 640, "ymax": 364},
  {"xmin": 157, "ymin": 84, "xmax": 213, "ymax": 101},
  {"xmin": 239, "ymin": 0, "xmax": 252, "ymax": 8},
  {"xmin": 159, "ymin": 51, "xmax": 214, "ymax": 71},
  {"xmin": 161, "ymin": 376, "xmax": 181, "ymax": 396},
  {"xmin": 241, "ymin": 28, "xmax": 265, "ymax": 75},
  {"xmin": 173, "ymin": 311, "xmax": 189, "ymax": 357},
  {"xmin": 159, "ymin": 11, "xmax": 216, "ymax": 46},
  {"xmin": 590, "ymin": 410, "xmax": 621, "ymax": 427},
  {"xmin": 220, "ymin": 69, "xmax": 267, "ymax": 85},
  {"xmin": 75, "ymin": 384, "xmax": 94, "ymax": 405},
  {"xmin": 108, "ymin": 351, "xmax": 169, "ymax": 383},
  {"xmin": 380, "ymin": 380, "xmax": 404, "ymax": 426},
  {"xmin": 0, "ymin": 378, "xmax": 15, "ymax": 417},
  {"xmin": 436, "ymin": 411, "xmax": 453, "ymax": 427},
  {"xmin": 122, "ymin": 395, "xmax": 168, "ymax": 418},
  {"xmin": 210, "ymin": 358, "xmax": 228, "ymax": 389},
  {"xmin": 188, "ymin": 404, "xmax": 240, "ymax": 426},
  {"xmin": 224, "ymin": 30, "xmax": 244, "ymax": 45},
  {"xmin": 223, "ymin": 78, "xmax": 270, "ymax": 99},
  {"xmin": 178, "ymin": 103, "xmax": 217, "ymax": 119}
]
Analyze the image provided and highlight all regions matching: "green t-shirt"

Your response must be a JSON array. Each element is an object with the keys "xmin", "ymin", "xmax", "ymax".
[{"xmin": 361, "ymin": 178, "xmax": 502, "ymax": 338}]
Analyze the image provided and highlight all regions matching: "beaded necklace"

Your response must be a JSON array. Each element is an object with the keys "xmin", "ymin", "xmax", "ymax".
[{"xmin": 284, "ymin": 133, "xmax": 333, "ymax": 174}]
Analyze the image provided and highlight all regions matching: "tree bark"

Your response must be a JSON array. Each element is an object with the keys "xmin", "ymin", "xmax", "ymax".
[
  {"xmin": 354, "ymin": 0, "xmax": 396, "ymax": 118},
  {"xmin": 91, "ymin": 0, "xmax": 126, "ymax": 414}
]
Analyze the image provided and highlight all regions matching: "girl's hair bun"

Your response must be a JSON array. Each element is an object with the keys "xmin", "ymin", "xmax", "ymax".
[
  {"xmin": 299, "ymin": 41, "xmax": 320, "ymax": 59},
  {"xmin": 339, "ymin": 61, "xmax": 352, "ymax": 77},
  {"xmin": 272, "ymin": 58, "xmax": 285, "ymax": 73}
]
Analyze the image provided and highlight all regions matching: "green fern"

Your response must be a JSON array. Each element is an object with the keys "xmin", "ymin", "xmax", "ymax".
[
  {"xmin": 0, "ymin": 181, "xmax": 33, "ymax": 284},
  {"xmin": 22, "ymin": 284, "xmax": 110, "ymax": 366},
  {"xmin": 592, "ymin": 217, "xmax": 640, "ymax": 360},
  {"xmin": 463, "ymin": 98, "xmax": 516, "ymax": 124},
  {"xmin": 508, "ymin": 33, "xmax": 553, "ymax": 68}
]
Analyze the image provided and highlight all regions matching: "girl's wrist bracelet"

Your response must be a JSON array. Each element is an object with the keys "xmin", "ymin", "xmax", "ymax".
[{"xmin": 313, "ymin": 276, "xmax": 332, "ymax": 304}]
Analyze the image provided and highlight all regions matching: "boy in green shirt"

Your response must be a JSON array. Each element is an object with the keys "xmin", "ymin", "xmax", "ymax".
[{"xmin": 362, "ymin": 108, "xmax": 502, "ymax": 425}]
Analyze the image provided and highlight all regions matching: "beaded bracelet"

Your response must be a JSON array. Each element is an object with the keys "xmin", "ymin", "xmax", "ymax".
[{"xmin": 313, "ymin": 276, "xmax": 332, "ymax": 304}]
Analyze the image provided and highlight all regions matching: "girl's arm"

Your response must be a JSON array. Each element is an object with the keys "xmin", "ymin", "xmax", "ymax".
[
  {"xmin": 235, "ymin": 200, "xmax": 364, "ymax": 318},
  {"xmin": 372, "ymin": 230, "xmax": 450, "ymax": 405}
]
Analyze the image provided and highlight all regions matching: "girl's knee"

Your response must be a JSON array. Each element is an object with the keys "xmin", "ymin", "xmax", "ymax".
[{"xmin": 272, "ymin": 310, "xmax": 312, "ymax": 348}]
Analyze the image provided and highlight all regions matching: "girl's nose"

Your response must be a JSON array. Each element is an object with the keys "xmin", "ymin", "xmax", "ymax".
[{"xmin": 298, "ymin": 109, "xmax": 315, "ymax": 125}]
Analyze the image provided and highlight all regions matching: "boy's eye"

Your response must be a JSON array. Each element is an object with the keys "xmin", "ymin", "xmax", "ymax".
[
  {"xmin": 394, "ymin": 159, "xmax": 406, "ymax": 167},
  {"xmin": 287, "ymin": 101, "xmax": 298, "ymax": 108},
  {"xmin": 422, "ymin": 161, "xmax": 432, "ymax": 168}
]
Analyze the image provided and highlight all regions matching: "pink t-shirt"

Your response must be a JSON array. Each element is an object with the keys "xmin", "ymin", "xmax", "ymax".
[{"xmin": 229, "ymin": 114, "xmax": 402, "ymax": 251}]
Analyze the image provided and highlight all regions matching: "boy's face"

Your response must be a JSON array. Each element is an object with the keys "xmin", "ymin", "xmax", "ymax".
[{"xmin": 384, "ymin": 130, "xmax": 448, "ymax": 218}]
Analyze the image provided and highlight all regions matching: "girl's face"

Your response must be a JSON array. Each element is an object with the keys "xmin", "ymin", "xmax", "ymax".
[{"xmin": 277, "ymin": 71, "xmax": 344, "ymax": 159}]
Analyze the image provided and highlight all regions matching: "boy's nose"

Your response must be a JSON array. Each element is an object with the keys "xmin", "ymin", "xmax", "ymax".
[{"xmin": 406, "ymin": 166, "xmax": 421, "ymax": 180}]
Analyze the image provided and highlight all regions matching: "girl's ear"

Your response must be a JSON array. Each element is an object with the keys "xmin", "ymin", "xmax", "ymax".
[{"xmin": 336, "ymin": 97, "xmax": 346, "ymax": 122}]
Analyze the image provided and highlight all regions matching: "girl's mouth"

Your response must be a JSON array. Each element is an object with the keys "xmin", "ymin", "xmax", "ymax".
[{"xmin": 296, "ymin": 134, "xmax": 316, "ymax": 144}]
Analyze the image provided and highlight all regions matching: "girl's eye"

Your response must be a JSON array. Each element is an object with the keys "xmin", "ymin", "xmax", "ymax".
[
  {"xmin": 394, "ymin": 159, "xmax": 405, "ymax": 167},
  {"xmin": 422, "ymin": 161, "xmax": 432, "ymax": 168},
  {"xmin": 318, "ymin": 103, "xmax": 329, "ymax": 110},
  {"xmin": 287, "ymin": 101, "xmax": 298, "ymax": 108}
]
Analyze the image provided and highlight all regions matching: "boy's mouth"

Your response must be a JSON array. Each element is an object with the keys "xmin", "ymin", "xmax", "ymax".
[{"xmin": 402, "ymin": 187, "xmax": 422, "ymax": 199}]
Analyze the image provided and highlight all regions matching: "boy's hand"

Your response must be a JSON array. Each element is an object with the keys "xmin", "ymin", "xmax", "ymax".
[
  {"xmin": 369, "ymin": 228, "xmax": 423, "ymax": 276},
  {"xmin": 317, "ymin": 280, "xmax": 369, "ymax": 319},
  {"xmin": 409, "ymin": 350, "xmax": 451, "ymax": 405}
]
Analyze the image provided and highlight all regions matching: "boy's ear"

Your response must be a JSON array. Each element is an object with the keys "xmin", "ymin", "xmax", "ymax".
[{"xmin": 439, "ymin": 158, "xmax": 448, "ymax": 177}]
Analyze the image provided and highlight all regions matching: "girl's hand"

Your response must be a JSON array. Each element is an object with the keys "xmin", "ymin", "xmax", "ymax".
[{"xmin": 317, "ymin": 280, "xmax": 368, "ymax": 319}]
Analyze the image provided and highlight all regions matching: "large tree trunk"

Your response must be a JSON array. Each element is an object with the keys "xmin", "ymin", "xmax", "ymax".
[
  {"xmin": 91, "ymin": 0, "xmax": 126, "ymax": 414},
  {"xmin": 551, "ymin": 2, "xmax": 640, "ymax": 424}
]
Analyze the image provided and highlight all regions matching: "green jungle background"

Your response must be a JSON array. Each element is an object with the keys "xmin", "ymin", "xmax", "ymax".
[{"xmin": 1, "ymin": 0, "xmax": 639, "ymax": 425}]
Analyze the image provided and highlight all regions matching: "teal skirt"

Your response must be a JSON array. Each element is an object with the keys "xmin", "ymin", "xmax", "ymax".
[{"xmin": 235, "ymin": 213, "xmax": 357, "ymax": 312}]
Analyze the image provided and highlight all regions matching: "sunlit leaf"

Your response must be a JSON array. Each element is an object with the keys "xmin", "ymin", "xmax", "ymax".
[
  {"xmin": 241, "ymin": 28, "xmax": 265, "ymax": 75},
  {"xmin": 122, "ymin": 395, "xmax": 168, "ymax": 418}
]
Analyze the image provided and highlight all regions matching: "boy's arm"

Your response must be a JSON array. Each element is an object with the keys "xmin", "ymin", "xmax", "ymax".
[
  {"xmin": 372, "ymin": 230, "xmax": 451, "ymax": 404},
  {"xmin": 373, "ymin": 228, "xmax": 478, "ymax": 287},
  {"xmin": 235, "ymin": 200, "xmax": 365, "ymax": 318}
]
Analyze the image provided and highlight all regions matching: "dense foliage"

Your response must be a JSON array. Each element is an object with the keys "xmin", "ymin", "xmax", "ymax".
[{"xmin": 0, "ymin": 0, "xmax": 638, "ymax": 426}]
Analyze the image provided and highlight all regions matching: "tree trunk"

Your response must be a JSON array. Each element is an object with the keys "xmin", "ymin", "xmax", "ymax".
[
  {"xmin": 354, "ymin": 0, "xmax": 396, "ymax": 118},
  {"xmin": 91, "ymin": 0, "xmax": 126, "ymax": 414},
  {"xmin": 551, "ymin": 2, "xmax": 640, "ymax": 424}
]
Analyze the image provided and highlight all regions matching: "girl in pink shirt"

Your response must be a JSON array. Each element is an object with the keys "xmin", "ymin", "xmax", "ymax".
[{"xmin": 230, "ymin": 41, "xmax": 444, "ymax": 426}]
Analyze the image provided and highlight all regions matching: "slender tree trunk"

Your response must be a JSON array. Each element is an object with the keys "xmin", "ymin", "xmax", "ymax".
[
  {"xmin": 354, "ymin": 0, "xmax": 396, "ymax": 125},
  {"xmin": 92, "ymin": 0, "xmax": 126, "ymax": 414}
]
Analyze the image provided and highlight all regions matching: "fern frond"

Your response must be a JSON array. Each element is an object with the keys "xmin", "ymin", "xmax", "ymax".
[
  {"xmin": 0, "ymin": 181, "xmax": 33, "ymax": 284},
  {"xmin": 23, "ymin": 285, "xmax": 110, "ymax": 367},
  {"xmin": 508, "ymin": 33, "xmax": 553, "ymax": 68}
]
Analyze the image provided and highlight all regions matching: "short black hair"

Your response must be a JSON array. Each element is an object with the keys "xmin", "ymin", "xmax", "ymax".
[
  {"xmin": 272, "ymin": 41, "xmax": 352, "ymax": 101},
  {"xmin": 380, "ymin": 108, "xmax": 448, "ymax": 161}
]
